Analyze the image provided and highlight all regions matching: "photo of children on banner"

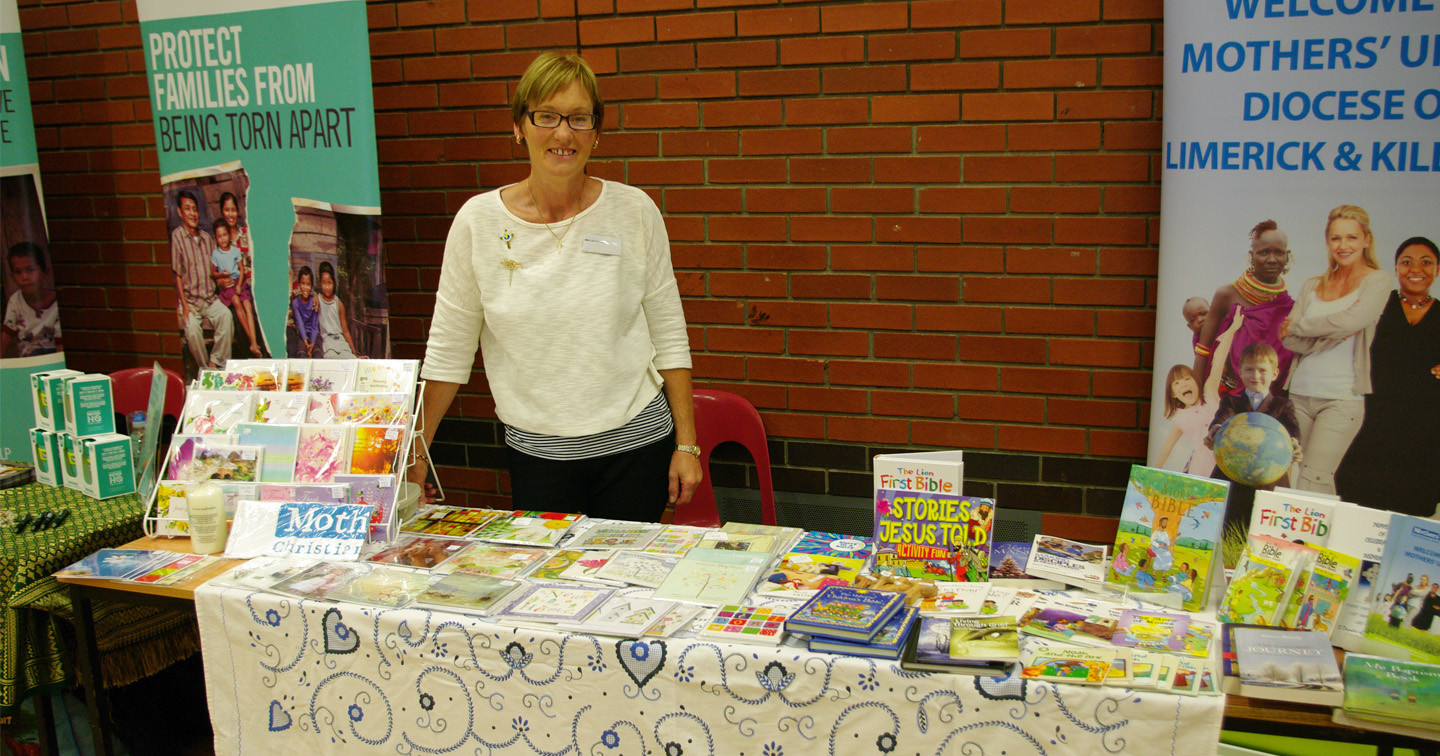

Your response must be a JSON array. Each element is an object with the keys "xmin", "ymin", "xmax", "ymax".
[
  {"xmin": 286, "ymin": 200, "xmax": 387, "ymax": 359},
  {"xmin": 0, "ymin": 174, "xmax": 62, "ymax": 358},
  {"xmin": 165, "ymin": 169, "xmax": 270, "ymax": 378}
]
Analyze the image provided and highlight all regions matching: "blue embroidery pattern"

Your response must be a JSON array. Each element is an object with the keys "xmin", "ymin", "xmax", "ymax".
[{"xmin": 212, "ymin": 587, "xmax": 1218, "ymax": 754}]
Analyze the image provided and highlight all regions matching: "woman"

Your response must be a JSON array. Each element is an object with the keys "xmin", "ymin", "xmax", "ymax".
[
  {"xmin": 1280, "ymin": 205, "xmax": 1392, "ymax": 494},
  {"xmin": 1412, "ymin": 584, "xmax": 1440, "ymax": 633},
  {"xmin": 1192, "ymin": 219, "xmax": 1297, "ymax": 391},
  {"xmin": 414, "ymin": 52, "xmax": 701, "ymax": 521},
  {"xmin": 1335, "ymin": 237, "xmax": 1440, "ymax": 515}
]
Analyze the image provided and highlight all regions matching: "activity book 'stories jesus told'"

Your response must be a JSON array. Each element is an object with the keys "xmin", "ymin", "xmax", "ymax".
[{"xmin": 873, "ymin": 451, "xmax": 994, "ymax": 582}]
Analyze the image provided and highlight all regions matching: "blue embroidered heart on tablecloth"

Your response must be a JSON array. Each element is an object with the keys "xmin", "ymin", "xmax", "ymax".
[
  {"xmin": 615, "ymin": 639, "xmax": 666, "ymax": 688},
  {"xmin": 268, "ymin": 700, "xmax": 292, "ymax": 731},
  {"xmin": 323, "ymin": 607, "xmax": 359, "ymax": 654}
]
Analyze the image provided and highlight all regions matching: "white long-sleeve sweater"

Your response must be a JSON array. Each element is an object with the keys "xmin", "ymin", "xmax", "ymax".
[{"xmin": 420, "ymin": 178, "xmax": 692, "ymax": 437}]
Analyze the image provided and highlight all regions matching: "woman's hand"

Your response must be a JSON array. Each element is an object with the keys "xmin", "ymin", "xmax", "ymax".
[
  {"xmin": 1278, "ymin": 315, "xmax": 1293, "ymax": 339},
  {"xmin": 1432, "ymin": 364, "xmax": 1440, "ymax": 380},
  {"xmin": 668, "ymin": 450, "xmax": 703, "ymax": 506}
]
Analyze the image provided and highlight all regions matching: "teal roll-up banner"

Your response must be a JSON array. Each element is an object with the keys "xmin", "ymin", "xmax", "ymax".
[
  {"xmin": 0, "ymin": 0, "xmax": 66, "ymax": 460},
  {"xmin": 1150, "ymin": 2, "xmax": 1440, "ymax": 524},
  {"xmin": 137, "ymin": 0, "xmax": 388, "ymax": 379}
]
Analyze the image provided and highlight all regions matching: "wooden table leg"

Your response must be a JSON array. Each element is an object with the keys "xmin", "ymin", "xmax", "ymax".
[
  {"xmin": 69, "ymin": 586, "xmax": 114, "ymax": 756},
  {"xmin": 35, "ymin": 693, "xmax": 59, "ymax": 756}
]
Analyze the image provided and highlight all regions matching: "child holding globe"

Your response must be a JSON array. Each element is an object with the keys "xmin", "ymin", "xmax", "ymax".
[{"xmin": 1205, "ymin": 341, "xmax": 1303, "ymax": 536}]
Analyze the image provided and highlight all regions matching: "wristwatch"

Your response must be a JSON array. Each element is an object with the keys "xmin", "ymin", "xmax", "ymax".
[{"xmin": 676, "ymin": 444, "xmax": 702, "ymax": 457}]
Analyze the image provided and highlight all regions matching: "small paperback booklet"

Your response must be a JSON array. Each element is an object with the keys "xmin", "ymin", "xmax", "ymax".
[
  {"xmin": 785, "ymin": 584, "xmax": 906, "ymax": 643},
  {"xmin": 1025, "ymin": 535, "xmax": 1108, "ymax": 587},
  {"xmin": 1279, "ymin": 545, "xmax": 1358, "ymax": 633},
  {"xmin": 757, "ymin": 531, "xmax": 874, "ymax": 597},
  {"xmin": 211, "ymin": 556, "xmax": 317, "ymax": 591},
  {"xmin": 1231, "ymin": 626, "xmax": 1343, "ymax": 706},
  {"xmin": 948, "ymin": 615, "xmax": 1021, "ymax": 664},
  {"xmin": 1219, "ymin": 534, "xmax": 1315, "ymax": 625},
  {"xmin": 494, "ymin": 581, "xmax": 615, "ymax": 625},
  {"xmin": 591, "ymin": 550, "xmax": 682, "ymax": 588},
  {"xmin": 1129, "ymin": 649, "xmax": 1163, "ymax": 689},
  {"xmin": 324, "ymin": 566, "xmax": 440, "ymax": 609},
  {"xmin": 643, "ymin": 603, "xmax": 706, "ymax": 638},
  {"xmin": 650, "ymin": 548, "xmax": 772, "ymax": 606},
  {"xmin": 1019, "ymin": 640, "xmax": 1116, "ymax": 685},
  {"xmin": 1113, "ymin": 608, "xmax": 1190, "ymax": 652},
  {"xmin": 473, "ymin": 511, "xmax": 583, "ymax": 547},
  {"xmin": 1019, "ymin": 598, "xmax": 1124, "ymax": 647},
  {"xmin": 411, "ymin": 573, "xmax": 523, "ymax": 616},
  {"xmin": 696, "ymin": 604, "xmax": 791, "ymax": 646},
  {"xmin": 55, "ymin": 549, "xmax": 176, "ymax": 579},
  {"xmin": 901, "ymin": 615, "xmax": 1013, "ymax": 676},
  {"xmin": 720, "ymin": 521, "xmax": 805, "ymax": 556},
  {"xmin": 362, "ymin": 535, "xmax": 469, "ymax": 569},
  {"xmin": 125, "ymin": 553, "xmax": 215, "ymax": 584},
  {"xmin": 435, "ymin": 542, "xmax": 549, "ymax": 579},
  {"xmin": 1177, "ymin": 618, "xmax": 1218, "ymax": 658},
  {"xmin": 269, "ymin": 561, "xmax": 373, "ymax": 601},
  {"xmin": 915, "ymin": 581, "xmax": 992, "ymax": 615},
  {"xmin": 1340, "ymin": 653, "xmax": 1440, "ymax": 731},
  {"xmin": 1157, "ymin": 654, "xmax": 1220, "ymax": 696},
  {"xmin": 569, "ymin": 521, "xmax": 662, "ymax": 551},
  {"xmin": 555, "ymin": 596, "xmax": 677, "ymax": 637},
  {"xmin": 692, "ymin": 532, "xmax": 776, "ymax": 554},
  {"xmin": 642, "ymin": 524, "xmax": 713, "ymax": 555},
  {"xmin": 1327, "ymin": 503, "xmax": 1393, "ymax": 652},
  {"xmin": 809, "ymin": 605, "xmax": 920, "ymax": 660}
]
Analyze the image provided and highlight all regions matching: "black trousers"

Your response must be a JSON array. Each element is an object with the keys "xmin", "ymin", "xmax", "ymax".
[{"xmin": 506, "ymin": 432, "xmax": 674, "ymax": 522}]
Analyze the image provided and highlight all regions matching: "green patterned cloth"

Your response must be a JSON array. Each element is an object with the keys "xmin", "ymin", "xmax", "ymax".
[{"xmin": 0, "ymin": 483, "xmax": 192, "ymax": 714}]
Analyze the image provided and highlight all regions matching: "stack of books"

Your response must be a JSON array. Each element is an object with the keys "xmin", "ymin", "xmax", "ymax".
[{"xmin": 1332, "ymin": 653, "xmax": 1440, "ymax": 740}]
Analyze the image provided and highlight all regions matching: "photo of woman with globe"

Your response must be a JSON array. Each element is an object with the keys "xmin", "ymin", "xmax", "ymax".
[
  {"xmin": 1335, "ymin": 236, "xmax": 1440, "ymax": 517},
  {"xmin": 1280, "ymin": 205, "xmax": 1392, "ymax": 495}
]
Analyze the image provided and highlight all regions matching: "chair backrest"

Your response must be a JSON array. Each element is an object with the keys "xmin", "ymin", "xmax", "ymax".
[
  {"xmin": 109, "ymin": 366, "xmax": 186, "ymax": 423},
  {"xmin": 674, "ymin": 389, "xmax": 776, "ymax": 527}
]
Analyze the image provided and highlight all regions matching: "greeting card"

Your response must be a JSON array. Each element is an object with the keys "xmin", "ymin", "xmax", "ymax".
[
  {"xmin": 349, "ymin": 425, "xmax": 403, "ymax": 475},
  {"xmin": 294, "ymin": 425, "xmax": 348, "ymax": 482},
  {"xmin": 235, "ymin": 423, "xmax": 300, "ymax": 483}
]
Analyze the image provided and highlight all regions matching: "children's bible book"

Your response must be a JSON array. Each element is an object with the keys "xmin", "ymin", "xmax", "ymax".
[{"xmin": 1106, "ymin": 465, "xmax": 1228, "ymax": 612}]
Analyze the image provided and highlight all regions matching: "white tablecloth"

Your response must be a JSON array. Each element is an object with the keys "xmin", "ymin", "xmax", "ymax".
[{"xmin": 195, "ymin": 583, "xmax": 1224, "ymax": 756}]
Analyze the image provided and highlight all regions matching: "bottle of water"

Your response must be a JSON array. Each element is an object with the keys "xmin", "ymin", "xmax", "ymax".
[{"xmin": 129, "ymin": 411, "xmax": 147, "ymax": 471}]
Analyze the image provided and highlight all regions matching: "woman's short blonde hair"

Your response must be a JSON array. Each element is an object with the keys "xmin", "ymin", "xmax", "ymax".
[
  {"xmin": 1324, "ymin": 204, "xmax": 1380, "ymax": 272},
  {"xmin": 511, "ymin": 52, "xmax": 603, "ymax": 130}
]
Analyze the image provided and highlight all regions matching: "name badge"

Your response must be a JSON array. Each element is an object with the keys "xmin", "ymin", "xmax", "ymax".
[{"xmin": 582, "ymin": 235, "xmax": 622, "ymax": 256}]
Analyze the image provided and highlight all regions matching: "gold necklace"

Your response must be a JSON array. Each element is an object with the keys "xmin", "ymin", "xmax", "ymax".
[{"xmin": 526, "ymin": 180, "xmax": 582, "ymax": 252}]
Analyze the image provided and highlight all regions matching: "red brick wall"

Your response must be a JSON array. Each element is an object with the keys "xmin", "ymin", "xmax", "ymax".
[{"xmin": 18, "ymin": 0, "xmax": 1163, "ymax": 514}]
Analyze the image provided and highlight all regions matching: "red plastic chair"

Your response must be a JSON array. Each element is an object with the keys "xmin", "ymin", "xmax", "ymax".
[
  {"xmin": 109, "ymin": 366, "xmax": 186, "ymax": 424},
  {"xmin": 675, "ymin": 389, "xmax": 777, "ymax": 527}
]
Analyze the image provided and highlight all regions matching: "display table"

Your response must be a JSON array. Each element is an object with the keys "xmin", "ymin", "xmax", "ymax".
[
  {"xmin": 196, "ymin": 583, "xmax": 1227, "ymax": 756},
  {"xmin": 0, "ymin": 483, "xmax": 150, "ymax": 715}
]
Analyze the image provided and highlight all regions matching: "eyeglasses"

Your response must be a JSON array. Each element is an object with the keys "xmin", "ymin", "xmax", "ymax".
[{"xmin": 525, "ymin": 110, "xmax": 598, "ymax": 131}]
